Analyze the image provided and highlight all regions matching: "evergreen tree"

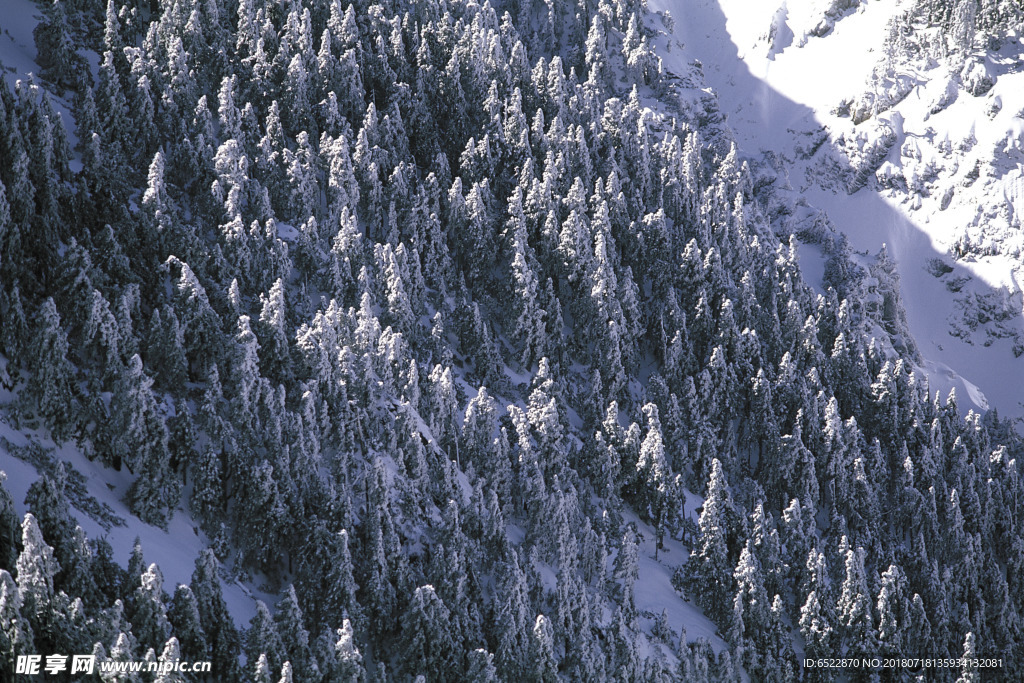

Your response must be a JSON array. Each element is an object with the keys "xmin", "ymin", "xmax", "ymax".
[
  {"xmin": 191, "ymin": 550, "xmax": 239, "ymax": 678},
  {"xmin": 324, "ymin": 529, "xmax": 362, "ymax": 632},
  {"xmin": 876, "ymin": 564, "xmax": 908, "ymax": 656},
  {"xmin": 334, "ymin": 618, "xmax": 366, "ymax": 683},
  {"xmin": 0, "ymin": 473, "xmax": 18, "ymax": 573},
  {"xmin": 466, "ymin": 648, "xmax": 498, "ymax": 682},
  {"xmin": 636, "ymin": 403, "xmax": 675, "ymax": 556},
  {"xmin": 0, "ymin": 569, "xmax": 34, "ymax": 678},
  {"xmin": 106, "ymin": 632, "xmax": 140, "ymax": 682},
  {"xmin": 685, "ymin": 459, "xmax": 734, "ymax": 627},
  {"xmin": 461, "ymin": 386, "xmax": 500, "ymax": 478},
  {"xmin": 154, "ymin": 637, "xmax": 187, "ymax": 683},
  {"xmin": 493, "ymin": 551, "xmax": 532, "ymax": 679},
  {"xmin": 15, "ymin": 514, "xmax": 64, "ymax": 653},
  {"xmin": 23, "ymin": 465, "xmax": 75, "ymax": 587},
  {"xmin": 168, "ymin": 584, "xmax": 208, "ymax": 663},
  {"xmin": 614, "ymin": 525, "xmax": 639, "ymax": 621},
  {"xmin": 401, "ymin": 585, "xmax": 457, "ymax": 678},
  {"xmin": 837, "ymin": 546, "xmax": 877, "ymax": 659},
  {"xmin": 248, "ymin": 600, "xmax": 285, "ymax": 678},
  {"xmin": 956, "ymin": 631, "xmax": 980, "ymax": 683},
  {"xmin": 508, "ymin": 187, "xmax": 547, "ymax": 365},
  {"xmin": 729, "ymin": 539, "xmax": 770, "ymax": 671},
  {"xmin": 85, "ymin": 288, "xmax": 124, "ymax": 383},
  {"xmin": 530, "ymin": 614, "xmax": 559, "ymax": 683},
  {"xmin": 254, "ymin": 654, "xmax": 274, "ymax": 683},
  {"xmin": 127, "ymin": 433, "xmax": 180, "ymax": 529},
  {"xmin": 275, "ymin": 585, "xmax": 319, "ymax": 682},
  {"xmin": 34, "ymin": 0, "xmax": 83, "ymax": 93},
  {"xmin": 24, "ymin": 298, "xmax": 78, "ymax": 442}
]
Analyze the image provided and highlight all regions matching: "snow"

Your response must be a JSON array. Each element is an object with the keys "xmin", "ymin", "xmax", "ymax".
[
  {"xmin": 0, "ymin": 414, "xmax": 262, "ymax": 624},
  {"xmin": 276, "ymin": 222, "xmax": 300, "ymax": 242},
  {"xmin": 795, "ymin": 241, "xmax": 827, "ymax": 297},
  {"xmin": 649, "ymin": 0, "xmax": 1024, "ymax": 420},
  {"xmin": 921, "ymin": 359, "xmax": 990, "ymax": 412},
  {"xmin": 618, "ymin": 508, "xmax": 729, "ymax": 654},
  {"xmin": 0, "ymin": 0, "xmax": 43, "ymax": 90}
]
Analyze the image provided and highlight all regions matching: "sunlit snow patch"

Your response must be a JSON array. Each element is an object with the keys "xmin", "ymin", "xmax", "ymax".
[{"xmin": 920, "ymin": 359, "xmax": 990, "ymax": 413}]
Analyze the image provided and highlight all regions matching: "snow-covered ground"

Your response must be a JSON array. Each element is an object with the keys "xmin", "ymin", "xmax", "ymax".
[
  {"xmin": 0, "ymin": 0, "xmax": 44, "ymax": 90},
  {"xmin": 650, "ymin": 0, "xmax": 1024, "ymax": 420},
  {"xmin": 623, "ymin": 508, "xmax": 726, "ymax": 653}
]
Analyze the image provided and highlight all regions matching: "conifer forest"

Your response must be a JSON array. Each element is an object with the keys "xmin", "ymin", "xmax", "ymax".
[{"xmin": 1, "ymin": 0, "xmax": 1024, "ymax": 680}]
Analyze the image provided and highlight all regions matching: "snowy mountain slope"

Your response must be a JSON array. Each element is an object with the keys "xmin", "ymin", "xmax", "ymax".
[
  {"xmin": 0, "ymin": 0, "xmax": 265, "ymax": 630},
  {"xmin": 0, "ymin": 0, "xmax": 734, "ymax": 671},
  {"xmin": 649, "ymin": 0, "xmax": 1024, "ymax": 420},
  {"xmin": 3, "ymin": 0, "xmax": 1024, "ymax": 677},
  {"xmin": 0, "ymin": 408, "xmax": 263, "ymax": 625}
]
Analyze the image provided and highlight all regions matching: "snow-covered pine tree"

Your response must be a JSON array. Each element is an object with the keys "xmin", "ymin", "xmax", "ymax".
[
  {"xmin": 0, "ymin": 568, "xmax": 33, "ymax": 680},
  {"xmin": 0, "ymin": 474, "xmax": 19, "ymax": 574},
  {"xmin": 683, "ymin": 458, "xmax": 735, "ymax": 627},
  {"xmin": 190, "ymin": 550, "xmax": 239, "ymax": 679},
  {"xmin": 15, "ymin": 514, "xmax": 65, "ymax": 654},
  {"xmin": 332, "ymin": 617, "xmax": 366, "ymax": 683},
  {"xmin": 23, "ymin": 299, "xmax": 78, "ymax": 443},
  {"xmin": 401, "ymin": 585, "xmax": 458, "ymax": 678},
  {"xmin": 33, "ymin": 0, "xmax": 83, "ymax": 93},
  {"xmin": 636, "ymin": 403, "xmax": 676, "ymax": 557},
  {"xmin": 507, "ymin": 188, "xmax": 547, "ymax": 366},
  {"xmin": 167, "ymin": 584, "xmax": 208, "ymax": 663},
  {"xmin": 130, "ymin": 563, "xmax": 172, "ymax": 654}
]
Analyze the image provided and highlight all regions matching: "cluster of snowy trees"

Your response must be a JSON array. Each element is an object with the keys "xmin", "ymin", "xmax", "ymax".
[
  {"xmin": 1, "ymin": 0, "xmax": 1023, "ymax": 679},
  {"xmin": 913, "ymin": 0, "xmax": 1022, "ymax": 51},
  {"xmin": 1, "ymin": 468, "xmax": 255, "ymax": 681}
]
